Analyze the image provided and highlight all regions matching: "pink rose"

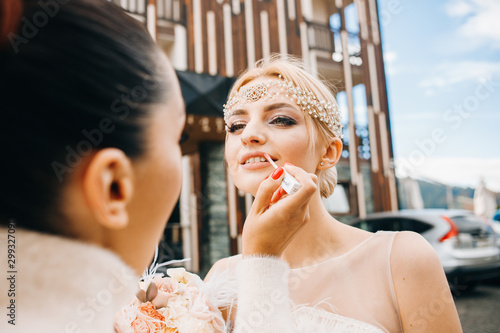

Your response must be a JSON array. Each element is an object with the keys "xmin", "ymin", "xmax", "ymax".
[
  {"xmin": 136, "ymin": 302, "xmax": 166, "ymax": 333},
  {"xmin": 151, "ymin": 277, "xmax": 179, "ymax": 308},
  {"xmin": 131, "ymin": 318, "xmax": 155, "ymax": 333},
  {"xmin": 188, "ymin": 294, "xmax": 225, "ymax": 332}
]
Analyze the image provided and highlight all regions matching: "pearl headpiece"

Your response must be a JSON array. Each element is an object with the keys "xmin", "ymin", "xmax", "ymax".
[{"xmin": 223, "ymin": 75, "xmax": 343, "ymax": 138}]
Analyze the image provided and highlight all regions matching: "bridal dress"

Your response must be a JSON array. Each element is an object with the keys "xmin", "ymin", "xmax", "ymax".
[{"xmin": 209, "ymin": 231, "xmax": 403, "ymax": 333}]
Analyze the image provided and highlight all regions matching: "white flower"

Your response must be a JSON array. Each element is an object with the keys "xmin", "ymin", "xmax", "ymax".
[
  {"xmin": 157, "ymin": 294, "xmax": 190, "ymax": 327},
  {"xmin": 176, "ymin": 315, "xmax": 216, "ymax": 333},
  {"xmin": 167, "ymin": 267, "xmax": 202, "ymax": 285}
]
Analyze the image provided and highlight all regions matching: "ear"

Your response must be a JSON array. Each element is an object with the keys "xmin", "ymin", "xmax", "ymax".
[
  {"xmin": 318, "ymin": 137, "xmax": 343, "ymax": 170},
  {"xmin": 82, "ymin": 148, "xmax": 134, "ymax": 230}
]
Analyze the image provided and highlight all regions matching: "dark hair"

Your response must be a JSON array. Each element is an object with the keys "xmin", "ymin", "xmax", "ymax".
[{"xmin": 0, "ymin": 0, "xmax": 171, "ymax": 234}]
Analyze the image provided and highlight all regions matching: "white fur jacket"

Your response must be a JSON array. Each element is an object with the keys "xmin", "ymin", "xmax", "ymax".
[{"xmin": 0, "ymin": 226, "xmax": 139, "ymax": 333}]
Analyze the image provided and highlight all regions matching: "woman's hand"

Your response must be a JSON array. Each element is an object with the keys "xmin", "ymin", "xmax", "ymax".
[{"xmin": 241, "ymin": 164, "xmax": 318, "ymax": 257}]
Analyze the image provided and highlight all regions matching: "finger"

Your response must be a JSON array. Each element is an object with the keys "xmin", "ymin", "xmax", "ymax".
[
  {"xmin": 270, "ymin": 187, "xmax": 285, "ymax": 204},
  {"xmin": 284, "ymin": 163, "xmax": 317, "ymax": 188},
  {"xmin": 251, "ymin": 168, "xmax": 284, "ymax": 212},
  {"xmin": 283, "ymin": 165, "xmax": 317, "ymax": 190},
  {"xmin": 274, "ymin": 166, "xmax": 317, "ymax": 209}
]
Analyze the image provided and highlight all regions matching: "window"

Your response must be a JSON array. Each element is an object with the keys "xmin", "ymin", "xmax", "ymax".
[
  {"xmin": 353, "ymin": 217, "xmax": 432, "ymax": 234},
  {"xmin": 323, "ymin": 183, "xmax": 351, "ymax": 214},
  {"xmin": 450, "ymin": 215, "xmax": 492, "ymax": 236}
]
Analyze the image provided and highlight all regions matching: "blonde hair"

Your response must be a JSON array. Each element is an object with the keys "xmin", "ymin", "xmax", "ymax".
[{"xmin": 228, "ymin": 55, "xmax": 343, "ymax": 198}]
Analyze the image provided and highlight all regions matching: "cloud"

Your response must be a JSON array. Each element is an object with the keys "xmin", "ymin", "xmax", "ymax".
[
  {"xmin": 444, "ymin": 0, "xmax": 475, "ymax": 17},
  {"xmin": 383, "ymin": 51, "xmax": 398, "ymax": 76},
  {"xmin": 419, "ymin": 60, "xmax": 500, "ymax": 90},
  {"xmin": 444, "ymin": 0, "xmax": 500, "ymax": 49},
  {"xmin": 383, "ymin": 51, "xmax": 398, "ymax": 63},
  {"xmin": 395, "ymin": 112, "xmax": 442, "ymax": 121},
  {"xmin": 396, "ymin": 157, "xmax": 500, "ymax": 192}
]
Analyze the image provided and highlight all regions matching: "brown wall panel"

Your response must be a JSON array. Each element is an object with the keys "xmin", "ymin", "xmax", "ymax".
[
  {"xmin": 233, "ymin": 1, "xmax": 247, "ymax": 75},
  {"xmin": 268, "ymin": 1, "xmax": 280, "ymax": 54},
  {"xmin": 286, "ymin": 0, "xmax": 302, "ymax": 57},
  {"xmin": 252, "ymin": 0, "xmax": 263, "ymax": 62},
  {"xmin": 185, "ymin": 0, "xmax": 195, "ymax": 71},
  {"xmin": 214, "ymin": 1, "xmax": 226, "ymax": 77},
  {"xmin": 201, "ymin": 0, "xmax": 209, "ymax": 73}
]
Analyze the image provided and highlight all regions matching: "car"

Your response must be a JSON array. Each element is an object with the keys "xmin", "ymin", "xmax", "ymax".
[
  {"xmin": 493, "ymin": 209, "xmax": 500, "ymax": 223},
  {"xmin": 349, "ymin": 209, "xmax": 500, "ymax": 292},
  {"xmin": 492, "ymin": 210, "xmax": 500, "ymax": 238}
]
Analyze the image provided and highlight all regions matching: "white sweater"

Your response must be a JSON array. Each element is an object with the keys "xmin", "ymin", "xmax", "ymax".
[
  {"xmin": 0, "ymin": 227, "xmax": 139, "ymax": 333},
  {"xmin": 234, "ymin": 257, "xmax": 295, "ymax": 332}
]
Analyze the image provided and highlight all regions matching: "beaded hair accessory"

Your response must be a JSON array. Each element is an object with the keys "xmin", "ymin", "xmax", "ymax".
[{"xmin": 223, "ymin": 75, "xmax": 343, "ymax": 138}]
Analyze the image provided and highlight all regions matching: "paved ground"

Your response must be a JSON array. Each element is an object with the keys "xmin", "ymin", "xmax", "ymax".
[{"xmin": 454, "ymin": 281, "xmax": 500, "ymax": 333}]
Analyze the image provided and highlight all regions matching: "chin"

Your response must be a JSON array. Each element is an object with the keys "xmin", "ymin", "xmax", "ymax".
[{"xmin": 233, "ymin": 177, "xmax": 264, "ymax": 197}]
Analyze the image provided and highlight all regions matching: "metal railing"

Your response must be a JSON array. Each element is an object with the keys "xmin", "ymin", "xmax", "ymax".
[
  {"xmin": 112, "ymin": 0, "xmax": 185, "ymax": 25},
  {"xmin": 112, "ymin": 0, "xmax": 146, "ymax": 17},
  {"xmin": 306, "ymin": 20, "xmax": 362, "ymax": 59},
  {"xmin": 306, "ymin": 21, "xmax": 335, "ymax": 53},
  {"xmin": 157, "ymin": 0, "xmax": 185, "ymax": 24}
]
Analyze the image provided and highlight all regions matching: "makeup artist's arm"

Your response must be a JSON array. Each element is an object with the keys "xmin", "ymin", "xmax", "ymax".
[{"xmin": 234, "ymin": 164, "xmax": 317, "ymax": 333}]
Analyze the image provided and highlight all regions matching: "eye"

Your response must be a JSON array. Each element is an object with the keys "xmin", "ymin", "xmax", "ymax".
[
  {"xmin": 227, "ymin": 122, "xmax": 246, "ymax": 133},
  {"xmin": 270, "ymin": 116, "xmax": 297, "ymax": 127}
]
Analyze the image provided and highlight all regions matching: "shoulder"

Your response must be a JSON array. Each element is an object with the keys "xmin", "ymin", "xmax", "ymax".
[
  {"xmin": 390, "ymin": 231, "xmax": 462, "ymax": 332},
  {"xmin": 390, "ymin": 231, "xmax": 438, "ymax": 267},
  {"xmin": 205, "ymin": 255, "xmax": 242, "ymax": 281},
  {"xmin": 390, "ymin": 231, "xmax": 443, "ymax": 295}
]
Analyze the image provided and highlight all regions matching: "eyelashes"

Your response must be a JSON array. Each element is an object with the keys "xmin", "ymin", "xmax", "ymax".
[
  {"xmin": 271, "ymin": 116, "xmax": 297, "ymax": 126},
  {"xmin": 228, "ymin": 123, "xmax": 246, "ymax": 133},
  {"xmin": 227, "ymin": 116, "xmax": 297, "ymax": 133}
]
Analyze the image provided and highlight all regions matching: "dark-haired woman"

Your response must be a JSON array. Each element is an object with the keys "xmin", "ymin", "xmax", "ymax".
[
  {"xmin": 0, "ymin": 0, "xmax": 184, "ymax": 331},
  {"xmin": 0, "ymin": 1, "xmax": 315, "ymax": 332}
]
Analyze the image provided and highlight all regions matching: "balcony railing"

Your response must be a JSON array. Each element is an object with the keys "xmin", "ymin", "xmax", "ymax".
[
  {"xmin": 306, "ymin": 21, "xmax": 335, "ymax": 54},
  {"xmin": 306, "ymin": 20, "xmax": 362, "ymax": 66},
  {"xmin": 112, "ymin": 0, "xmax": 185, "ymax": 25},
  {"xmin": 157, "ymin": 0, "xmax": 185, "ymax": 24},
  {"xmin": 112, "ymin": 0, "xmax": 146, "ymax": 19}
]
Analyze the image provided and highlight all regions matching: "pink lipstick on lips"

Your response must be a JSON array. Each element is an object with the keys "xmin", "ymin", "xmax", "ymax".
[{"xmin": 264, "ymin": 153, "xmax": 301, "ymax": 194}]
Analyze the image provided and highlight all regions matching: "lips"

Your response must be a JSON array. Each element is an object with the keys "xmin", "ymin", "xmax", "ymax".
[{"xmin": 240, "ymin": 151, "xmax": 276, "ymax": 169}]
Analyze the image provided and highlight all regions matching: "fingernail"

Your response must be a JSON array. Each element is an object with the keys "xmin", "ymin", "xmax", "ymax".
[
  {"xmin": 285, "ymin": 162, "xmax": 294, "ymax": 166},
  {"xmin": 270, "ymin": 189, "xmax": 283, "ymax": 204},
  {"xmin": 271, "ymin": 167, "xmax": 284, "ymax": 180},
  {"xmin": 278, "ymin": 187, "xmax": 286, "ymax": 196}
]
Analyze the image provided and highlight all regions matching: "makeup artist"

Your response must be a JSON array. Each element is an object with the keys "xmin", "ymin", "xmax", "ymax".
[{"xmin": 0, "ymin": 1, "xmax": 317, "ymax": 332}]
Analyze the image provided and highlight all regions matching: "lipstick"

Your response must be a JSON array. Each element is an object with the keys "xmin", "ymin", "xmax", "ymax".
[{"xmin": 264, "ymin": 153, "xmax": 301, "ymax": 194}]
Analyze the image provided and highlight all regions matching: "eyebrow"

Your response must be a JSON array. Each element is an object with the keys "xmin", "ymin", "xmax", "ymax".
[{"xmin": 229, "ymin": 102, "xmax": 299, "ymax": 118}]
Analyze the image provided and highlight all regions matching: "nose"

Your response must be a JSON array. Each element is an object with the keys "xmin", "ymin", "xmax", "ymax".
[{"xmin": 240, "ymin": 121, "xmax": 266, "ymax": 146}]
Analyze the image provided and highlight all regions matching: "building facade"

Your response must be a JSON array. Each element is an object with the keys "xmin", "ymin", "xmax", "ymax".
[{"xmin": 114, "ymin": 0, "xmax": 397, "ymax": 275}]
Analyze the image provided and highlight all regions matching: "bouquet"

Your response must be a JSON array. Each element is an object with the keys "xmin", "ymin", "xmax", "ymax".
[{"xmin": 115, "ymin": 257, "xmax": 225, "ymax": 333}]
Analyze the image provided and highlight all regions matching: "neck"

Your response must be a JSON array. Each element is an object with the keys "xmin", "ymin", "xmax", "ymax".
[{"xmin": 280, "ymin": 191, "xmax": 344, "ymax": 268}]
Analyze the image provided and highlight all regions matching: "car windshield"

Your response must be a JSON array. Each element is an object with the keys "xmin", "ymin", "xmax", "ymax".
[{"xmin": 449, "ymin": 215, "xmax": 492, "ymax": 236}]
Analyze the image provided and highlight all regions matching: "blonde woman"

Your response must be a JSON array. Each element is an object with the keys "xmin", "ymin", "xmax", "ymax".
[{"xmin": 208, "ymin": 57, "xmax": 462, "ymax": 333}]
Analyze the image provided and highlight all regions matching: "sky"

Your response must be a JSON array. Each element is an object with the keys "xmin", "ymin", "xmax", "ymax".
[{"xmin": 376, "ymin": 0, "xmax": 500, "ymax": 191}]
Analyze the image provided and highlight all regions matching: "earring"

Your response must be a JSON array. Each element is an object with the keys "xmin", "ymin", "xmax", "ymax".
[{"xmin": 320, "ymin": 162, "xmax": 324, "ymax": 166}]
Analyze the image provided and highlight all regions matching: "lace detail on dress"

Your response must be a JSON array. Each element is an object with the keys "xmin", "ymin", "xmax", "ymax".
[{"xmin": 292, "ymin": 307, "xmax": 384, "ymax": 333}]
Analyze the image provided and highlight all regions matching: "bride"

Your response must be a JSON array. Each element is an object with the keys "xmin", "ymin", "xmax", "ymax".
[{"xmin": 207, "ymin": 56, "xmax": 462, "ymax": 333}]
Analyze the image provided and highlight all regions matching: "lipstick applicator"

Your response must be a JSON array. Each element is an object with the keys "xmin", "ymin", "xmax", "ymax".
[{"xmin": 264, "ymin": 153, "xmax": 301, "ymax": 194}]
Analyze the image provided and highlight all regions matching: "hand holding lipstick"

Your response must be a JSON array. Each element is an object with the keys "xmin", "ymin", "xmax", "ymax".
[
  {"xmin": 264, "ymin": 153, "xmax": 301, "ymax": 195},
  {"xmin": 241, "ymin": 163, "xmax": 318, "ymax": 258}
]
